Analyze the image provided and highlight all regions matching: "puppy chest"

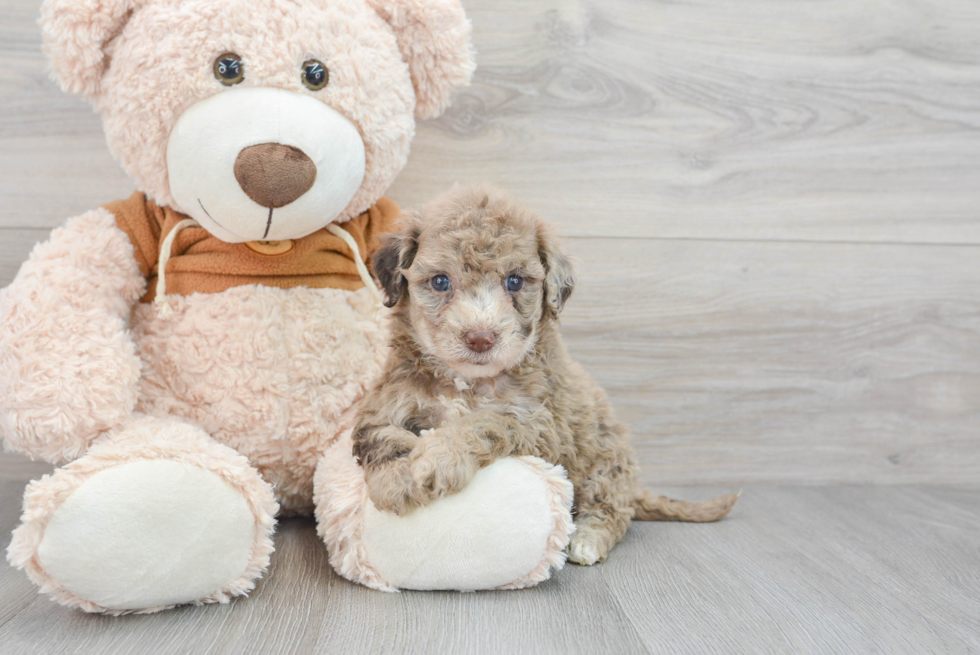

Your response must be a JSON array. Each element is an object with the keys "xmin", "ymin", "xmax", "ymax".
[{"xmin": 425, "ymin": 376, "xmax": 535, "ymax": 424}]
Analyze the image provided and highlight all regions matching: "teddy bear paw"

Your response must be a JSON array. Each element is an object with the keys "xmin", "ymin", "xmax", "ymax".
[
  {"xmin": 20, "ymin": 460, "xmax": 261, "ymax": 613},
  {"xmin": 8, "ymin": 418, "xmax": 279, "ymax": 614},
  {"xmin": 358, "ymin": 457, "xmax": 573, "ymax": 590}
]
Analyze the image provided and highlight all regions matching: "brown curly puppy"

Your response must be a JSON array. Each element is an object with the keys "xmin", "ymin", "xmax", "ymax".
[{"xmin": 353, "ymin": 184, "xmax": 738, "ymax": 565}]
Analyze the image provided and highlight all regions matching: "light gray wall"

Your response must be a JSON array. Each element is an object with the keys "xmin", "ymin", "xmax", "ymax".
[{"xmin": 2, "ymin": 0, "xmax": 979, "ymax": 485}]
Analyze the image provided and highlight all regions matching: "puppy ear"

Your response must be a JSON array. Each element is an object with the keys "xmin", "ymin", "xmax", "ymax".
[
  {"xmin": 372, "ymin": 228, "xmax": 419, "ymax": 308},
  {"xmin": 41, "ymin": 0, "xmax": 146, "ymax": 98},
  {"xmin": 537, "ymin": 224, "xmax": 575, "ymax": 318},
  {"xmin": 367, "ymin": 0, "xmax": 476, "ymax": 120}
]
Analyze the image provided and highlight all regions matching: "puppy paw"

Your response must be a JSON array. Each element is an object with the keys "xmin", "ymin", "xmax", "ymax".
[
  {"xmin": 365, "ymin": 458, "xmax": 417, "ymax": 516},
  {"xmin": 408, "ymin": 434, "xmax": 478, "ymax": 504},
  {"xmin": 567, "ymin": 528, "xmax": 609, "ymax": 566}
]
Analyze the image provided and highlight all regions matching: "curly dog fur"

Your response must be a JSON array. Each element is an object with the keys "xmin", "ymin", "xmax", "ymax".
[{"xmin": 354, "ymin": 184, "xmax": 738, "ymax": 565}]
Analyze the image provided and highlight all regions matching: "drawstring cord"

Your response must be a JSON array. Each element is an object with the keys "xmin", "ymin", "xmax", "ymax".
[
  {"xmin": 154, "ymin": 220, "xmax": 383, "ymax": 320},
  {"xmin": 155, "ymin": 218, "xmax": 199, "ymax": 319},
  {"xmin": 327, "ymin": 223, "xmax": 385, "ymax": 316}
]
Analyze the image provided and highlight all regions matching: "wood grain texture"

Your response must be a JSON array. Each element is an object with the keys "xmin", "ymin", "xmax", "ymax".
[
  {"xmin": 392, "ymin": 0, "xmax": 980, "ymax": 243},
  {"xmin": 0, "ymin": 482, "xmax": 977, "ymax": 654},
  {"xmin": 0, "ymin": 3, "xmax": 134, "ymax": 228},
  {"xmin": 0, "ymin": 453, "xmax": 50, "ymax": 483},
  {"xmin": 3, "ymin": 0, "xmax": 980, "ymax": 483},
  {"xmin": 562, "ymin": 237, "xmax": 980, "ymax": 485},
  {"xmin": 2, "ymin": 1, "xmax": 980, "ymax": 242}
]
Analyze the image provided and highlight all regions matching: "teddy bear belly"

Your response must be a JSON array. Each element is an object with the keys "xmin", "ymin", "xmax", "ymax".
[{"xmin": 130, "ymin": 284, "xmax": 387, "ymax": 515}]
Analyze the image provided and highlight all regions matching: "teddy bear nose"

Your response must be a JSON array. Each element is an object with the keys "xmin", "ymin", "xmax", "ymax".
[
  {"xmin": 465, "ymin": 330, "xmax": 496, "ymax": 354},
  {"xmin": 234, "ymin": 143, "xmax": 317, "ymax": 209}
]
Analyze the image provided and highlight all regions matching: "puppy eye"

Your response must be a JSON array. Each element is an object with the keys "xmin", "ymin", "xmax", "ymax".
[
  {"xmin": 505, "ymin": 275, "xmax": 524, "ymax": 292},
  {"xmin": 214, "ymin": 53, "xmax": 244, "ymax": 86},
  {"xmin": 430, "ymin": 275, "xmax": 451, "ymax": 292},
  {"xmin": 302, "ymin": 59, "xmax": 329, "ymax": 90}
]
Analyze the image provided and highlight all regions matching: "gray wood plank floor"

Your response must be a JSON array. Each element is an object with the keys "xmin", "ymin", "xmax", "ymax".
[{"xmin": 1, "ymin": 480, "xmax": 978, "ymax": 655}]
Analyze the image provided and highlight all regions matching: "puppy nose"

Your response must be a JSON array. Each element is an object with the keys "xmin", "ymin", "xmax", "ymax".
[
  {"xmin": 234, "ymin": 143, "xmax": 317, "ymax": 209},
  {"xmin": 465, "ymin": 330, "xmax": 496, "ymax": 353}
]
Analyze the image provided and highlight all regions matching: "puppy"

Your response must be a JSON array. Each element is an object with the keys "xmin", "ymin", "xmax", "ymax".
[{"xmin": 353, "ymin": 184, "xmax": 738, "ymax": 565}]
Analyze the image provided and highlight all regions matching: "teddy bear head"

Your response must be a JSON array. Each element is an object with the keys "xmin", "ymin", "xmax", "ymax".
[{"xmin": 40, "ymin": 0, "xmax": 474, "ymax": 242}]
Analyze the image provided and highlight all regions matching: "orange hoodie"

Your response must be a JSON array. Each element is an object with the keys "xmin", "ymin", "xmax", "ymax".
[{"xmin": 102, "ymin": 192, "xmax": 398, "ymax": 303}]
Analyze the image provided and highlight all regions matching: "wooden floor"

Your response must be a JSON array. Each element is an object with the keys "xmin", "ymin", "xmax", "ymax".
[
  {"xmin": 0, "ymin": 478, "xmax": 978, "ymax": 654},
  {"xmin": 2, "ymin": 0, "xmax": 980, "ymax": 652}
]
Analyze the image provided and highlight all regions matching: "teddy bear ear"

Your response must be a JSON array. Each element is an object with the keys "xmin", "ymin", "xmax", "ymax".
[
  {"xmin": 368, "ymin": 0, "xmax": 476, "ymax": 120},
  {"xmin": 40, "ymin": 0, "xmax": 144, "ymax": 98}
]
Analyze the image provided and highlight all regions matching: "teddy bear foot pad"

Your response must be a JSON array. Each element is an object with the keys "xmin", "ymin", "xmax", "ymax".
[
  {"xmin": 40, "ymin": 460, "xmax": 257, "ymax": 610},
  {"xmin": 6, "ymin": 417, "xmax": 279, "ymax": 614}
]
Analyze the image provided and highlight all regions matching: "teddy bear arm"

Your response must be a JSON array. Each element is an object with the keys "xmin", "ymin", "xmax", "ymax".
[{"xmin": 0, "ymin": 208, "xmax": 147, "ymax": 464}]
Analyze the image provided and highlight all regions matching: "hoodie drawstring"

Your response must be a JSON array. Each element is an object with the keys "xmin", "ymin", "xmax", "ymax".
[
  {"xmin": 154, "ymin": 218, "xmax": 200, "ymax": 319},
  {"xmin": 327, "ymin": 223, "xmax": 384, "ymax": 314}
]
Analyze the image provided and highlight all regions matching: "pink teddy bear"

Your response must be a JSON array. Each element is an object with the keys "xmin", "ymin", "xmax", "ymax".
[{"xmin": 1, "ymin": 0, "xmax": 574, "ymax": 614}]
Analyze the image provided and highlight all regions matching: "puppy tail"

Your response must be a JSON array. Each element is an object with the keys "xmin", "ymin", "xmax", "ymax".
[{"xmin": 632, "ymin": 490, "xmax": 740, "ymax": 522}]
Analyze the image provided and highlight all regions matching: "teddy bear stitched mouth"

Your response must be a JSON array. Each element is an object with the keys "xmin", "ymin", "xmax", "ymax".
[
  {"xmin": 195, "ymin": 199, "xmax": 240, "ymax": 239},
  {"xmin": 232, "ymin": 142, "xmax": 318, "ymax": 239}
]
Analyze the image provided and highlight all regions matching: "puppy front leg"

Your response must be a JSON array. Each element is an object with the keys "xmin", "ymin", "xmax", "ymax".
[{"xmin": 408, "ymin": 412, "xmax": 540, "ymax": 507}]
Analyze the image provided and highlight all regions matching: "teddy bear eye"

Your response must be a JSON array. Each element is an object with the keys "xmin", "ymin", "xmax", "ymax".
[
  {"xmin": 430, "ymin": 275, "xmax": 451, "ymax": 292},
  {"xmin": 214, "ymin": 53, "xmax": 244, "ymax": 86},
  {"xmin": 302, "ymin": 59, "xmax": 329, "ymax": 91}
]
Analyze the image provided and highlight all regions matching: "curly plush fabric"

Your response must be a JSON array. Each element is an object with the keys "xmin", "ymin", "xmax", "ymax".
[
  {"xmin": 367, "ymin": 0, "xmax": 476, "ymax": 119},
  {"xmin": 131, "ymin": 284, "xmax": 389, "ymax": 514},
  {"xmin": 0, "ymin": 209, "xmax": 145, "ymax": 464}
]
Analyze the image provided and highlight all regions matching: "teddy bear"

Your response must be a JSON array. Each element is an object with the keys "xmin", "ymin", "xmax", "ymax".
[{"xmin": 0, "ymin": 0, "xmax": 576, "ymax": 614}]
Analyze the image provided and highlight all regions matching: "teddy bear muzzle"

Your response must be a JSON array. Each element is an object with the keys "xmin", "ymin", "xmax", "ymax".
[{"xmin": 166, "ymin": 87, "xmax": 367, "ymax": 244}]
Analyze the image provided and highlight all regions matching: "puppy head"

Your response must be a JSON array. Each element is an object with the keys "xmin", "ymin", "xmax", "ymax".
[{"xmin": 373, "ymin": 184, "xmax": 574, "ymax": 379}]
